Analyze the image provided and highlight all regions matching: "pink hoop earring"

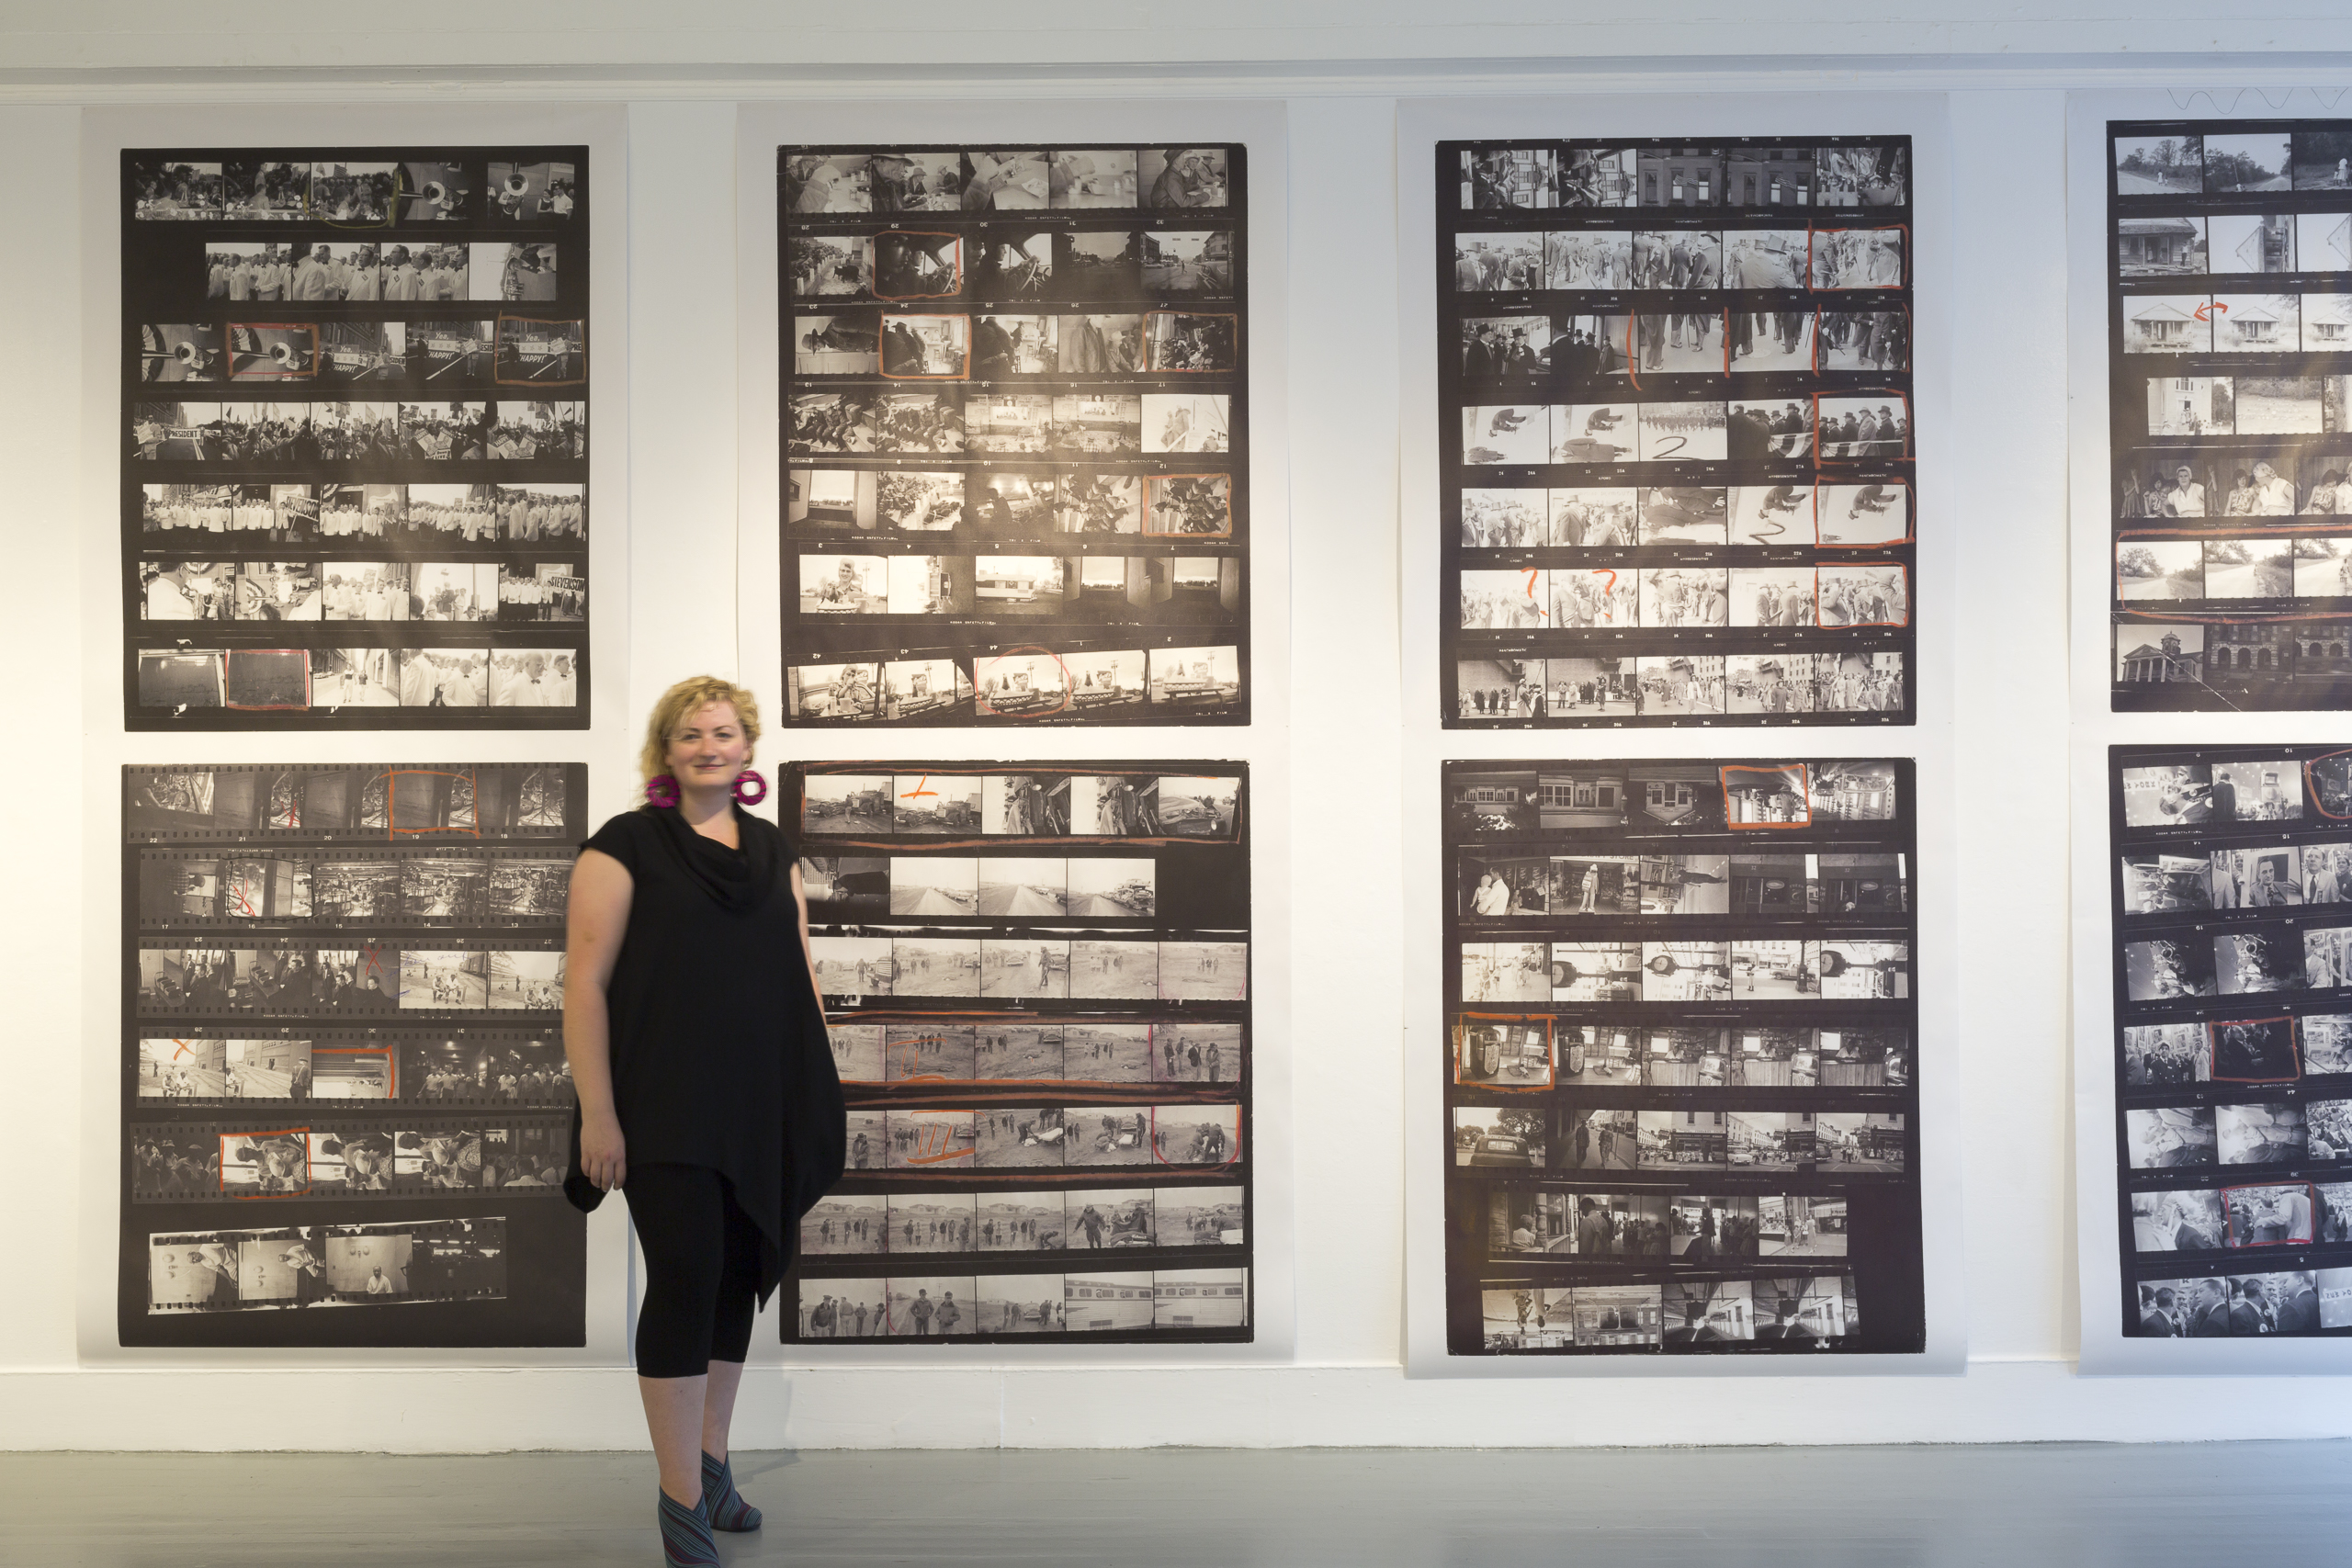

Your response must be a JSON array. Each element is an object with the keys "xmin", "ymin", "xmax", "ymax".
[
  {"xmin": 643, "ymin": 774, "xmax": 680, "ymax": 809},
  {"xmin": 731, "ymin": 770, "xmax": 768, "ymax": 807}
]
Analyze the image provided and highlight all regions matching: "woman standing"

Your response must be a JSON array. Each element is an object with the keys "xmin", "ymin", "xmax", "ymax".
[{"xmin": 563, "ymin": 677, "xmax": 845, "ymax": 1566}]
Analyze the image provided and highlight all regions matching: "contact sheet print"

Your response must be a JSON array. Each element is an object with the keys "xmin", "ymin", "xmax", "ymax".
[
  {"xmin": 786, "ymin": 761, "xmax": 1250, "ymax": 1343},
  {"xmin": 2105, "ymin": 121, "xmax": 2352, "ymax": 711},
  {"xmin": 778, "ymin": 147, "xmax": 1248, "ymax": 727},
  {"xmin": 119, "ymin": 762, "xmax": 588, "ymax": 1347},
  {"xmin": 1439, "ymin": 141, "xmax": 1916, "ymax": 727},
  {"xmin": 1442, "ymin": 758, "xmax": 1923, "ymax": 1356},
  {"xmin": 122, "ymin": 149, "xmax": 590, "ymax": 728},
  {"xmin": 2106, "ymin": 745, "xmax": 2352, "ymax": 1339}
]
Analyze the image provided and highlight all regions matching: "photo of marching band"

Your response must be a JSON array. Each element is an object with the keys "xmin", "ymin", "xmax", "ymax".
[
  {"xmin": 1440, "ymin": 137, "xmax": 1916, "ymax": 728},
  {"xmin": 2108, "ymin": 743, "xmax": 2352, "ymax": 1337},
  {"xmin": 1442, "ymin": 757, "xmax": 1923, "ymax": 1358},
  {"xmin": 784, "ymin": 760, "xmax": 1252, "ymax": 1346},
  {"xmin": 780, "ymin": 144, "xmax": 1250, "ymax": 727},
  {"xmin": 117, "ymin": 761, "xmax": 588, "ymax": 1348},
  {"xmin": 120, "ymin": 146, "xmax": 590, "ymax": 730},
  {"xmin": 2108, "ymin": 119, "xmax": 2352, "ymax": 711}
]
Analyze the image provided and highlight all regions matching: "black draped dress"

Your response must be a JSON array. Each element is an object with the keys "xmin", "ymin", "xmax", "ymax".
[{"xmin": 563, "ymin": 805, "xmax": 845, "ymax": 1304}]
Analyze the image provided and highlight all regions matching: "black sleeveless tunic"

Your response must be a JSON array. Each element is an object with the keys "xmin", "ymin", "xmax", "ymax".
[{"xmin": 563, "ymin": 805, "xmax": 845, "ymax": 1303}]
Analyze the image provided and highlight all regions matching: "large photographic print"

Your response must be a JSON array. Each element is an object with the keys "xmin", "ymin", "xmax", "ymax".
[
  {"xmin": 2107, "ymin": 744, "xmax": 2352, "ymax": 1338},
  {"xmin": 123, "ymin": 150, "xmax": 591, "ymax": 728},
  {"xmin": 119, "ymin": 762, "xmax": 588, "ymax": 1347},
  {"xmin": 778, "ymin": 147, "xmax": 1250, "ymax": 727},
  {"xmin": 787, "ymin": 761, "xmax": 1250, "ymax": 1343},
  {"xmin": 1439, "ymin": 141, "xmax": 1917, "ymax": 727},
  {"xmin": 1442, "ymin": 758, "xmax": 1923, "ymax": 1357},
  {"xmin": 2107, "ymin": 121, "xmax": 2352, "ymax": 711}
]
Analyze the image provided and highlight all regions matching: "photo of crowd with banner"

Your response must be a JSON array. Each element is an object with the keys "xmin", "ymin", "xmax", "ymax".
[
  {"xmin": 785, "ymin": 760, "xmax": 1251, "ymax": 1341},
  {"xmin": 121, "ymin": 148, "xmax": 591, "ymax": 728},
  {"xmin": 779, "ymin": 146, "xmax": 1250, "ymax": 727},
  {"xmin": 1439, "ymin": 139, "xmax": 1916, "ymax": 728},
  {"xmin": 118, "ymin": 761, "xmax": 589, "ymax": 1348},
  {"xmin": 1441, "ymin": 756, "xmax": 1923, "ymax": 1355}
]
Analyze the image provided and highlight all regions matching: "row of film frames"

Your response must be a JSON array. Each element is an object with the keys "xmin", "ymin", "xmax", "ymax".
[
  {"xmin": 1441, "ymin": 139, "xmax": 1916, "ymax": 728},
  {"xmin": 136, "ymin": 845, "xmax": 571, "ymax": 929},
  {"xmin": 2106, "ymin": 121, "xmax": 2352, "ymax": 715},
  {"xmin": 1442, "ymin": 755, "xmax": 1925, "ymax": 1357},
  {"xmin": 785, "ymin": 756, "xmax": 1254, "ymax": 1344},
  {"xmin": 146, "ymin": 1214, "xmax": 509, "ymax": 1315},
  {"xmin": 135, "ymin": 936, "xmax": 566, "ymax": 1019},
  {"xmin": 129, "ymin": 1117, "xmax": 570, "ymax": 1201},
  {"xmin": 133, "ymin": 1028, "xmax": 573, "ymax": 1108},
  {"xmin": 2110, "ymin": 744, "xmax": 2352, "ymax": 1339},
  {"xmin": 123, "ymin": 762, "xmax": 586, "ymax": 841},
  {"xmin": 780, "ymin": 146, "xmax": 1250, "ymax": 729},
  {"xmin": 123, "ymin": 147, "xmax": 592, "ymax": 731}
]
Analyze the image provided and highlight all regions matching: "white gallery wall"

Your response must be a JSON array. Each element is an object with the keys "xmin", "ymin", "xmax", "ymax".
[{"xmin": 6, "ymin": 17, "xmax": 2352, "ymax": 1445}]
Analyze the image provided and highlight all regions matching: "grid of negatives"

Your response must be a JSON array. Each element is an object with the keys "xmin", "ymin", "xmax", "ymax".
[
  {"xmin": 1442, "ymin": 758, "xmax": 1923, "ymax": 1355},
  {"xmin": 119, "ymin": 761, "xmax": 587, "ymax": 1347},
  {"xmin": 1438, "ymin": 141, "xmax": 1916, "ymax": 728},
  {"xmin": 778, "ymin": 147, "xmax": 1248, "ymax": 728},
  {"xmin": 2107, "ymin": 744, "xmax": 2352, "ymax": 1337},
  {"xmin": 123, "ymin": 150, "xmax": 590, "ymax": 728},
  {"xmin": 786, "ymin": 761, "xmax": 1250, "ymax": 1342},
  {"xmin": 2105, "ymin": 123, "xmax": 2352, "ymax": 712}
]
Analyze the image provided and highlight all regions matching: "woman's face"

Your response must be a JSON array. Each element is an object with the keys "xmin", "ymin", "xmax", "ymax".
[{"xmin": 665, "ymin": 701, "xmax": 751, "ymax": 790}]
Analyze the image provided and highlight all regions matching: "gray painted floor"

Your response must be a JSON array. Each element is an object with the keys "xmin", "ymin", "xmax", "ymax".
[{"xmin": 7, "ymin": 1442, "xmax": 2352, "ymax": 1565}]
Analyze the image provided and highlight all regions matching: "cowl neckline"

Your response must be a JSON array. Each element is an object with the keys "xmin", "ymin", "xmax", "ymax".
[{"xmin": 646, "ymin": 803, "xmax": 777, "ymax": 913}]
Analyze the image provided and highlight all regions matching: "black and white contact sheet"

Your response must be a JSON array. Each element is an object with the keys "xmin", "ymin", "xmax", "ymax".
[
  {"xmin": 119, "ymin": 762, "xmax": 587, "ymax": 1347},
  {"xmin": 2102, "ymin": 119, "xmax": 2352, "ymax": 711},
  {"xmin": 2102, "ymin": 744, "xmax": 2352, "ymax": 1341},
  {"xmin": 121, "ymin": 148, "xmax": 591, "ymax": 728},
  {"xmin": 1436, "ymin": 139, "xmax": 1917, "ymax": 727},
  {"xmin": 776, "ymin": 146, "xmax": 1250, "ymax": 727},
  {"xmin": 784, "ymin": 761, "xmax": 1250, "ymax": 1343},
  {"xmin": 1439, "ymin": 758, "xmax": 1924, "ymax": 1356}
]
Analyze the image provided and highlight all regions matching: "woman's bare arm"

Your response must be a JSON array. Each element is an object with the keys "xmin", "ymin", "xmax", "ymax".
[{"xmin": 563, "ymin": 846, "xmax": 634, "ymax": 1190}]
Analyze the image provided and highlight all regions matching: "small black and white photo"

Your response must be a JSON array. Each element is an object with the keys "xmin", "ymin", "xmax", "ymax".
[
  {"xmin": 786, "ymin": 153, "xmax": 875, "ymax": 213},
  {"xmin": 2211, "ymin": 1016, "xmax": 2301, "ymax": 1082},
  {"xmin": 2303, "ymin": 1013, "xmax": 2352, "ymax": 1075},
  {"xmin": 1815, "ymin": 395, "xmax": 1909, "ymax": 459},
  {"xmin": 1460, "ymin": 403, "xmax": 1552, "ymax": 466},
  {"xmin": 1069, "ymin": 938, "xmax": 1158, "ymax": 1000},
  {"xmin": 2114, "ymin": 134, "xmax": 2203, "ymax": 197},
  {"xmin": 2216, "ymin": 1101, "xmax": 2305, "ymax": 1166},
  {"xmin": 873, "ymin": 231, "xmax": 965, "ymax": 301},
  {"xmin": 1726, "ymin": 398, "xmax": 1812, "ymax": 459},
  {"xmin": 1159, "ymin": 940, "xmax": 1247, "ymax": 1002},
  {"xmin": 2208, "ymin": 212, "xmax": 2293, "ymax": 275},
  {"xmin": 1049, "ymin": 230, "xmax": 1141, "ymax": 300},
  {"xmin": 489, "ymin": 159, "xmax": 575, "ymax": 220},
  {"xmin": 2204, "ymin": 132, "xmax": 2294, "ymax": 194},
  {"xmin": 892, "ymin": 771, "xmax": 982, "ymax": 833},
  {"xmin": 1816, "ymin": 309, "xmax": 1908, "ymax": 372},
  {"xmin": 800, "ymin": 1193, "xmax": 887, "ymax": 1256},
  {"xmin": 1461, "ymin": 147, "xmax": 1557, "ymax": 210},
  {"xmin": 823, "ymin": 1021, "xmax": 886, "ymax": 1081},
  {"xmin": 2121, "ymin": 849, "xmax": 2211, "ymax": 913},
  {"xmin": 888, "ymin": 1192, "xmax": 977, "ymax": 1253},
  {"xmin": 1142, "ymin": 230, "xmax": 1233, "ymax": 296},
  {"xmin": 885, "ymin": 1107, "xmax": 976, "ymax": 1170},
  {"xmin": 1453, "ymin": 1105, "xmax": 1544, "ymax": 1168},
  {"xmin": 1457, "ymin": 487, "xmax": 1545, "ymax": 548},
  {"xmin": 2209, "ymin": 844, "xmax": 2301, "ymax": 909},
  {"xmin": 1066, "ymin": 1021, "xmax": 1154, "ymax": 1080},
  {"xmin": 1142, "ymin": 147, "xmax": 1228, "ymax": 209},
  {"xmin": 2207, "ymin": 291, "xmax": 2297, "ymax": 353},
  {"xmin": 1454, "ymin": 231, "xmax": 1544, "ymax": 292},
  {"xmin": 884, "ymin": 1277, "xmax": 977, "ymax": 1337},
  {"xmin": 2213, "ymin": 757, "xmax": 2305, "ymax": 820},
  {"xmin": 2311, "ymin": 1100, "xmax": 2352, "ymax": 1159},
  {"xmin": 808, "ymin": 933, "xmax": 895, "ymax": 996},
  {"xmin": 139, "ymin": 324, "xmax": 221, "ymax": 383},
  {"xmin": 133, "ymin": 159, "xmax": 224, "ymax": 219},
  {"xmin": 1811, "ymin": 228, "xmax": 1904, "ymax": 289},
  {"xmin": 1049, "ymin": 150, "xmax": 1137, "ymax": 208},
  {"xmin": 307, "ymin": 162, "xmax": 399, "ymax": 225},
  {"xmin": 2309, "ymin": 925, "xmax": 2352, "ymax": 989},
  {"xmin": 865, "ymin": 152, "xmax": 966, "ymax": 211},
  {"xmin": 788, "ymin": 231, "xmax": 872, "ymax": 297},
  {"xmin": 1152, "ymin": 1104, "xmax": 1240, "ymax": 1167},
  {"xmin": 1456, "ymin": 1018, "xmax": 1549, "ymax": 1088},
  {"xmin": 1635, "ymin": 400, "xmax": 1726, "ymax": 462},
  {"xmin": 2302, "ymin": 214, "xmax": 2352, "ymax": 273},
  {"xmin": 2132, "ymin": 1188, "xmax": 2226, "ymax": 1251},
  {"xmin": 971, "ymin": 313, "xmax": 1056, "ymax": 377},
  {"xmin": 1818, "ymin": 563, "xmax": 1908, "ymax": 627}
]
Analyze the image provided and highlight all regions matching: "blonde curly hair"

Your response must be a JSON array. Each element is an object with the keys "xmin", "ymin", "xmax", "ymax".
[{"xmin": 637, "ymin": 676, "xmax": 762, "ymax": 802}]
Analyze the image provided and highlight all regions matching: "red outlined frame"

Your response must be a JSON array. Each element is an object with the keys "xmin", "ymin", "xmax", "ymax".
[
  {"xmin": 222, "ymin": 649, "xmax": 311, "ymax": 712},
  {"xmin": 1811, "ymin": 303, "xmax": 1912, "ymax": 375},
  {"xmin": 1141, "ymin": 472, "xmax": 1233, "ymax": 538},
  {"xmin": 1810, "ymin": 389, "xmax": 1912, "ymax": 469},
  {"xmin": 1805, "ymin": 223, "xmax": 1910, "ymax": 291},
  {"xmin": 973, "ymin": 647, "xmax": 1074, "ymax": 717},
  {"xmin": 2221, "ymin": 1180, "xmax": 2318, "ymax": 1248},
  {"xmin": 224, "ymin": 321, "xmax": 320, "ymax": 380},
  {"xmin": 2306, "ymin": 747, "xmax": 2352, "ymax": 820},
  {"xmin": 386, "ymin": 769, "xmax": 481, "ymax": 839},
  {"xmin": 871, "ymin": 231, "xmax": 966, "ymax": 301},
  {"xmin": 1142, "ymin": 310, "xmax": 1238, "ymax": 373},
  {"xmin": 310, "ymin": 1044, "xmax": 400, "ymax": 1100},
  {"xmin": 876, "ymin": 312, "xmax": 973, "ymax": 381},
  {"xmin": 1453, "ymin": 1012, "xmax": 1555, "ymax": 1092},
  {"xmin": 1816, "ymin": 562, "xmax": 1912, "ymax": 629},
  {"xmin": 492, "ymin": 315, "xmax": 587, "ymax": 388},
  {"xmin": 1720, "ymin": 762, "xmax": 1813, "ymax": 829},
  {"xmin": 218, "ymin": 1126, "xmax": 311, "ymax": 1199},
  {"xmin": 1813, "ymin": 479, "xmax": 1914, "ymax": 548},
  {"xmin": 797, "ymin": 763, "xmax": 1243, "ymax": 849},
  {"xmin": 2206, "ymin": 1015, "xmax": 2302, "ymax": 1084}
]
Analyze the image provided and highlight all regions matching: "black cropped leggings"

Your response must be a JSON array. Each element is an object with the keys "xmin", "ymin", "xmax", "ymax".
[{"xmin": 625, "ymin": 1163, "xmax": 762, "ymax": 1379}]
